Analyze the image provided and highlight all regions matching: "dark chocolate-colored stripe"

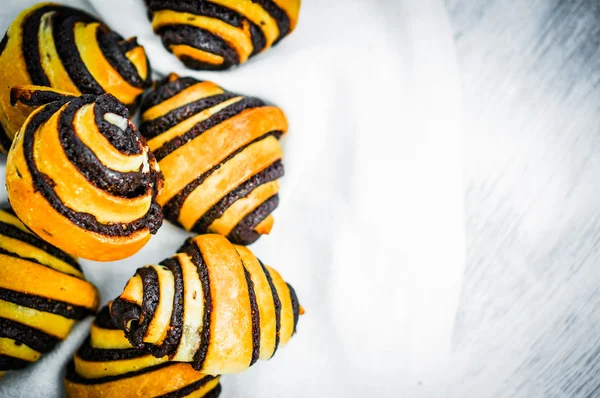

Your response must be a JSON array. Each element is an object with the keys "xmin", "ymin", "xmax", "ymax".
[
  {"xmin": 0, "ymin": 317, "xmax": 58, "ymax": 353},
  {"xmin": 0, "ymin": 32, "xmax": 8, "ymax": 56},
  {"xmin": 153, "ymin": 96, "xmax": 265, "ymax": 161},
  {"xmin": 94, "ymin": 306, "xmax": 120, "ymax": 330},
  {"xmin": 10, "ymin": 88, "xmax": 74, "ymax": 108},
  {"xmin": 127, "ymin": 267, "xmax": 160, "ymax": 347},
  {"xmin": 158, "ymin": 25, "xmax": 239, "ymax": 70},
  {"xmin": 0, "ymin": 287, "xmax": 93, "ymax": 320},
  {"xmin": 187, "ymin": 159, "xmax": 283, "ymax": 234},
  {"xmin": 93, "ymin": 92, "xmax": 142, "ymax": 155},
  {"xmin": 60, "ymin": 96, "xmax": 152, "ymax": 198},
  {"xmin": 150, "ymin": 257, "xmax": 184, "ymax": 359},
  {"xmin": 53, "ymin": 13, "xmax": 104, "ymax": 95},
  {"xmin": 0, "ymin": 354, "xmax": 30, "ymax": 371},
  {"xmin": 141, "ymin": 76, "xmax": 199, "ymax": 113},
  {"xmin": 21, "ymin": 5, "xmax": 59, "ymax": 87},
  {"xmin": 96, "ymin": 29, "xmax": 148, "ymax": 89},
  {"xmin": 244, "ymin": 268, "xmax": 260, "ymax": 366},
  {"xmin": 140, "ymin": 93, "xmax": 237, "ymax": 139},
  {"xmin": 287, "ymin": 283, "xmax": 300, "ymax": 334},
  {"xmin": 156, "ymin": 375, "xmax": 218, "ymax": 398},
  {"xmin": 250, "ymin": 22, "xmax": 267, "ymax": 55},
  {"xmin": 228, "ymin": 194, "xmax": 279, "ymax": 245},
  {"xmin": 22, "ymin": 99, "xmax": 164, "ymax": 236},
  {"xmin": 65, "ymin": 359, "xmax": 173, "ymax": 385},
  {"xmin": 181, "ymin": 242, "xmax": 212, "ymax": 372},
  {"xmin": 259, "ymin": 260, "xmax": 281, "ymax": 357},
  {"xmin": 76, "ymin": 336, "xmax": 147, "ymax": 362},
  {"xmin": 253, "ymin": 0, "xmax": 292, "ymax": 44},
  {"xmin": 0, "ymin": 220, "xmax": 81, "ymax": 271}
]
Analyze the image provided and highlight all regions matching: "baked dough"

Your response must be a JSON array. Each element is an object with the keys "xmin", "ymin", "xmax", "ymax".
[
  {"xmin": 110, "ymin": 234, "xmax": 302, "ymax": 375},
  {"xmin": 0, "ymin": 206, "xmax": 99, "ymax": 377},
  {"xmin": 6, "ymin": 87, "xmax": 163, "ymax": 261},
  {"xmin": 65, "ymin": 306, "xmax": 221, "ymax": 398},
  {"xmin": 0, "ymin": 2, "xmax": 151, "ymax": 152},
  {"xmin": 140, "ymin": 73, "xmax": 287, "ymax": 245}
]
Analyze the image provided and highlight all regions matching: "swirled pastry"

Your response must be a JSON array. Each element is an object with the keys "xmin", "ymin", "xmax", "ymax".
[
  {"xmin": 0, "ymin": 2, "xmax": 151, "ymax": 152},
  {"xmin": 65, "ymin": 306, "xmax": 221, "ymax": 398},
  {"xmin": 0, "ymin": 206, "xmax": 99, "ymax": 377},
  {"xmin": 146, "ymin": 0, "xmax": 301, "ymax": 70},
  {"xmin": 6, "ymin": 88, "xmax": 164, "ymax": 262},
  {"xmin": 140, "ymin": 74, "xmax": 287, "ymax": 245},
  {"xmin": 110, "ymin": 234, "xmax": 302, "ymax": 375}
]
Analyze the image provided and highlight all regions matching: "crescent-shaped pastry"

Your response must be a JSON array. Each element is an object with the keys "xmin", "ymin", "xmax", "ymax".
[
  {"xmin": 145, "ymin": 0, "xmax": 301, "ymax": 70},
  {"xmin": 140, "ymin": 73, "xmax": 287, "ymax": 245},
  {"xmin": 0, "ymin": 206, "xmax": 99, "ymax": 377},
  {"xmin": 65, "ymin": 306, "xmax": 221, "ymax": 398},
  {"xmin": 0, "ymin": 2, "xmax": 152, "ymax": 152},
  {"xmin": 110, "ymin": 234, "xmax": 302, "ymax": 375},
  {"xmin": 6, "ymin": 88, "xmax": 164, "ymax": 261}
]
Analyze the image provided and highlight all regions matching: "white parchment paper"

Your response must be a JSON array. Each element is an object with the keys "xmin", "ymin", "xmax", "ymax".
[{"xmin": 0, "ymin": 0, "xmax": 465, "ymax": 396}]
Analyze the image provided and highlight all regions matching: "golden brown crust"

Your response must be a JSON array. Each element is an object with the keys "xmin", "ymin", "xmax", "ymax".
[
  {"xmin": 0, "ymin": 3, "xmax": 151, "ymax": 152},
  {"xmin": 6, "ymin": 91, "xmax": 163, "ymax": 261},
  {"xmin": 110, "ymin": 234, "xmax": 301, "ymax": 374},
  {"xmin": 140, "ymin": 74, "xmax": 287, "ymax": 245},
  {"xmin": 0, "ymin": 207, "xmax": 98, "ymax": 375}
]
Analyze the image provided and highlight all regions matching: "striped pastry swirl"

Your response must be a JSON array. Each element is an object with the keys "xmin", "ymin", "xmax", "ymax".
[
  {"xmin": 65, "ymin": 306, "xmax": 222, "ymax": 398},
  {"xmin": 145, "ymin": 0, "xmax": 301, "ymax": 70},
  {"xmin": 0, "ymin": 2, "xmax": 152, "ymax": 152},
  {"xmin": 6, "ymin": 88, "xmax": 164, "ymax": 262},
  {"xmin": 140, "ymin": 73, "xmax": 287, "ymax": 245},
  {"xmin": 0, "ymin": 207, "xmax": 99, "ymax": 377},
  {"xmin": 110, "ymin": 234, "xmax": 302, "ymax": 375}
]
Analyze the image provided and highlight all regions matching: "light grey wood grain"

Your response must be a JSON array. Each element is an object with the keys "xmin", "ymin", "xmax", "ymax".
[{"xmin": 446, "ymin": 0, "xmax": 600, "ymax": 397}]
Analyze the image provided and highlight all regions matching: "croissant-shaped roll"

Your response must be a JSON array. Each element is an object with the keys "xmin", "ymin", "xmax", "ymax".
[
  {"xmin": 139, "ymin": 74, "xmax": 287, "ymax": 245},
  {"xmin": 110, "ymin": 234, "xmax": 302, "ymax": 375},
  {"xmin": 6, "ymin": 88, "xmax": 164, "ymax": 261},
  {"xmin": 0, "ymin": 2, "xmax": 152, "ymax": 152},
  {"xmin": 145, "ymin": 0, "xmax": 301, "ymax": 70},
  {"xmin": 0, "ymin": 206, "xmax": 99, "ymax": 377},
  {"xmin": 65, "ymin": 307, "xmax": 222, "ymax": 398}
]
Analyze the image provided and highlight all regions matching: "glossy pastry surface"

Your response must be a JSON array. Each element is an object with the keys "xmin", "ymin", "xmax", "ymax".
[
  {"xmin": 0, "ymin": 2, "xmax": 151, "ymax": 151},
  {"xmin": 140, "ymin": 73, "xmax": 287, "ymax": 245},
  {"xmin": 65, "ymin": 306, "xmax": 221, "ymax": 398},
  {"xmin": 110, "ymin": 234, "xmax": 301, "ymax": 375},
  {"xmin": 0, "ymin": 207, "xmax": 99, "ymax": 377},
  {"xmin": 145, "ymin": 0, "xmax": 301, "ymax": 70},
  {"xmin": 6, "ymin": 89, "xmax": 163, "ymax": 261}
]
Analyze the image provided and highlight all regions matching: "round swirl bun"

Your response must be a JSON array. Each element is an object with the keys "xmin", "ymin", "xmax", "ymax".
[
  {"xmin": 140, "ymin": 74, "xmax": 287, "ymax": 245},
  {"xmin": 65, "ymin": 306, "xmax": 222, "ymax": 398},
  {"xmin": 146, "ymin": 0, "xmax": 301, "ymax": 70},
  {"xmin": 0, "ymin": 207, "xmax": 99, "ymax": 377},
  {"xmin": 6, "ymin": 88, "xmax": 164, "ymax": 262},
  {"xmin": 110, "ymin": 234, "xmax": 302, "ymax": 375},
  {"xmin": 0, "ymin": 3, "xmax": 152, "ymax": 152}
]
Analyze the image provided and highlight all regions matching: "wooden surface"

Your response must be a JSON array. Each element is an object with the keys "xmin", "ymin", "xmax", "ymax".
[{"xmin": 447, "ymin": 0, "xmax": 600, "ymax": 396}]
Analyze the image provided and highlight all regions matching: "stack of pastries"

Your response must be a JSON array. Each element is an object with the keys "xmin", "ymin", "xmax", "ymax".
[{"xmin": 0, "ymin": 2, "xmax": 303, "ymax": 397}]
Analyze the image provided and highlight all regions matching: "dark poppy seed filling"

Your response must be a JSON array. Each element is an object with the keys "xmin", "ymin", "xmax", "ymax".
[
  {"xmin": 145, "ymin": 0, "xmax": 300, "ymax": 70},
  {"xmin": 109, "ymin": 234, "xmax": 302, "ymax": 375},
  {"xmin": 0, "ymin": 206, "xmax": 98, "ymax": 374},
  {"xmin": 65, "ymin": 306, "xmax": 222, "ymax": 397},
  {"xmin": 140, "ymin": 74, "xmax": 287, "ymax": 245},
  {"xmin": 0, "ymin": 3, "xmax": 152, "ymax": 152}
]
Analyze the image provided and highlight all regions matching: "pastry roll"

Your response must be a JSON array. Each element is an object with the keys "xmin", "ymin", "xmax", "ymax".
[
  {"xmin": 140, "ymin": 73, "xmax": 287, "ymax": 245},
  {"xmin": 0, "ymin": 206, "xmax": 99, "ymax": 377},
  {"xmin": 6, "ymin": 88, "xmax": 164, "ymax": 261},
  {"xmin": 146, "ymin": 0, "xmax": 301, "ymax": 70},
  {"xmin": 110, "ymin": 234, "xmax": 302, "ymax": 375},
  {"xmin": 65, "ymin": 306, "xmax": 222, "ymax": 398},
  {"xmin": 0, "ymin": 2, "xmax": 152, "ymax": 152}
]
